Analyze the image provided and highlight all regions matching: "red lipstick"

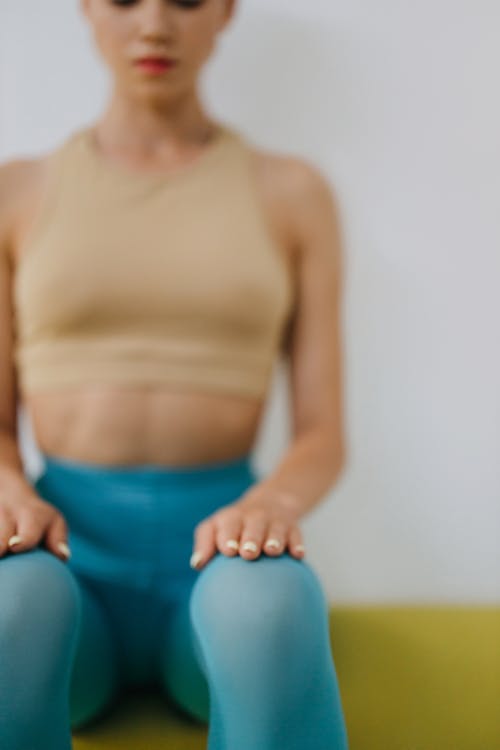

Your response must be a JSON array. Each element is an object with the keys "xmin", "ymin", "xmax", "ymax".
[{"xmin": 134, "ymin": 57, "xmax": 177, "ymax": 75}]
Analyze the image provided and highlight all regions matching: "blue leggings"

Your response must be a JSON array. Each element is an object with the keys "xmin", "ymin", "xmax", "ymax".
[{"xmin": 0, "ymin": 451, "xmax": 349, "ymax": 750}]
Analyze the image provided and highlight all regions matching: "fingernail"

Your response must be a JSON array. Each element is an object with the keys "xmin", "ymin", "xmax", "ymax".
[
  {"xmin": 225, "ymin": 539, "xmax": 239, "ymax": 551},
  {"xmin": 265, "ymin": 538, "xmax": 281, "ymax": 550},
  {"xmin": 8, "ymin": 535, "xmax": 23, "ymax": 548},
  {"xmin": 57, "ymin": 541, "xmax": 71, "ymax": 559},
  {"xmin": 241, "ymin": 541, "xmax": 258, "ymax": 553},
  {"xmin": 190, "ymin": 551, "xmax": 204, "ymax": 569},
  {"xmin": 295, "ymin": 544, "xmax": 306, "ymax": 554}
]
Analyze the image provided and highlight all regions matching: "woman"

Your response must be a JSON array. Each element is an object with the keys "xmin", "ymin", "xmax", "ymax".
[{"xmin": 0, "ymin": 1, "xmax": 349, "ymax": 748}]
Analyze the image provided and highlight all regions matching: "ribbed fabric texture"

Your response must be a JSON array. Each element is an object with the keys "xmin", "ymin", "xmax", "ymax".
[{"xmin": 13, "ymin": 121, "xmax": 294, "ymax": 397}]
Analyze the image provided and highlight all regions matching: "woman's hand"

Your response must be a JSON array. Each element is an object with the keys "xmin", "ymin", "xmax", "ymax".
[
  {"xmin": 189, "ymin": 488, "xmax": 306, "ymax": 570},
  {"xmin": 0, "ymin": 472, "xmax": 71, "ymax": 562}
]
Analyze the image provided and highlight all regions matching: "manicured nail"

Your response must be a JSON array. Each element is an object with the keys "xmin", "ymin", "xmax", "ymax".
[
  {"xmin": 241, "ymin": 541, "xmax": 258, "ymax": 553},
  {"xmin": 57, "ymin": 542, "xmax": 71, "ymax": 559},
  {"xmin": 265, "ymin": 538, "xmax": 281, "ymax": 550},
  {"xmin": 8, "ymin": 535, "xmax": 23, "ymax": 548},
  {"xmin": 225, "ymin": 539, "xmax": 239, "ymax": 551},
  {"xmin": 190, "ymin": 551, "xmax": 204, "ymax": 569}
]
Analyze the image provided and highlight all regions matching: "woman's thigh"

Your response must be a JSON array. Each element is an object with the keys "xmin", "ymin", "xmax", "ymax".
[
  {"xmin": 0, "ymin": 547, "xmax": 122, "ymax": 739},
  {"xmin": 67, "ymin": 571, "xmax": 123, "ymax": 731},
  {"xmin": 157, "ymin": 550, "xmax": 332, "ymax": 721},
  {"xmin": 176, "ymin": 551, "xmax": 348, "ymax": 750},
  {"xmin": 157, "ymin": 589, "xmax": 211, "ymax": 725}
]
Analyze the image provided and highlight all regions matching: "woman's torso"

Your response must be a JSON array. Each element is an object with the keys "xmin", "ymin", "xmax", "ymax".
[{"xmin": 7, "ymin": 128, "xmax": 297, "ymax": 466}]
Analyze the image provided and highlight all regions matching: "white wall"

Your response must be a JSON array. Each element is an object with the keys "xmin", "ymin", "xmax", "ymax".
[{"xmin": 1, "ymin": 0, "xmax": 498, "ymax": 604}]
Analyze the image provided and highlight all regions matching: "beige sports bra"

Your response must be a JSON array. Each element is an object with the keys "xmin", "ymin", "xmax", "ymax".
[{"xmin": 12, "ymin": 121, "xmax": 295, "ymax": 399}]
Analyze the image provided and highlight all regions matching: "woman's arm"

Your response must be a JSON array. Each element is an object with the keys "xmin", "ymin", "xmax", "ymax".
[
  {"xmin": 190, "ymin": 158, "xmax": 347, "ymax": 568},
  {"xmin": 246, "ymin": 158, "xmax": 346, "ymax": 519},
  {"xmin": 0, "ymin": 161, "xmax": 27, "ymax": 481}
]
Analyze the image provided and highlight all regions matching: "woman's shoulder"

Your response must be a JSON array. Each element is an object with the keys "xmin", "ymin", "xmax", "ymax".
[
  {"xmin": 0, "ymin": 153, "xmax": 53, "ymax": 216},
  {"xmin": 242, "ymin": 131, "xmax": 333, "ymax": 203},
  {"xmin": 0, "ymin": 142, "xmax": 64, "ymax": 267},
  {"xmin": 241, "ymin": 135, "xmax": 337, "ymax": 254},
  {"xmin": 0, "ymin": 159, "xmax": 39, "ymax": 255},
  {"xmin": 0, "ymin": 130, "xmax": 76, "ymax": 211}
]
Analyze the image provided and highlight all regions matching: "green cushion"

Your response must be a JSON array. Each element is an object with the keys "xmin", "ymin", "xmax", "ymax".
[{"xmin": 73, "ymin": 606, "xmax": 500, "ymax": 750}]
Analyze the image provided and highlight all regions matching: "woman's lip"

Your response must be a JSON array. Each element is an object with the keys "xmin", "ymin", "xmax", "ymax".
[
  {"xmin": 134, "ymin": 58, "xmax": 177, "ymax": 74},
  {"xmin": 135, "ymin": 58, "xmax": 176, "ymax": 65}
]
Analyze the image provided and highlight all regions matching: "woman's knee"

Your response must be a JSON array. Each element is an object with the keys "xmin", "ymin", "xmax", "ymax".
[
  {"xmin": 0, "ymin": 547, "xmax": 81, "ymax": 645},
  {"xmin": 189, "ymin": 551, "xmax": 328, "ymax": 640}
]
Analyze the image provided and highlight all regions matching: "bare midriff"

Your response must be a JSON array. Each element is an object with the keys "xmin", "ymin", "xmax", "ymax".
[{"xmin": 22, "ymin": 385, "xmax": 265, "ymax": 466}]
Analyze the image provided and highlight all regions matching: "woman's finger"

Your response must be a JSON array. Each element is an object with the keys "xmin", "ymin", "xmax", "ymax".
[
  {"xmin": 238, "ymin": 509, "xmax": 269, "ymax": 560},
  {"xmin": 263, "ymin": 519, "xmax": 288, "ymax": 556},
  {"xmin": 6, "ymin": 506, "xmax": 44, "ymax": 554},
  {"xmin": 190, "ymin": 518, "xmax": 217, "ymax": 570},
  {"xmin": 287, "ymin": 524, "xmax": 307, "ymax": 559},
  {"xmin": 44, "ymin": 511, "xmax": 72, "ymax": 561},
  {"xmin": 215, "ymin": 510, "xmax": 244, "ymax": 558},
  {"xmin": 0, "ymin": 510, "xmax": 16, "ymax": 558}
]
